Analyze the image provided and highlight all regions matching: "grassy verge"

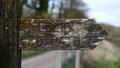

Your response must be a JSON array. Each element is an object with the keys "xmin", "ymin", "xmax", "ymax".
[
  {"xmin": 82, "ymin": 41, "xmax": 120, "ymax": 68},
  {"xmin": 93, "ymin": 61, "xmax": 115, "ymax": 68},
  {"xmin": 22, "ymin": 51, "xmax": 47, "ymax": 59},
  {"xmin": 114, "ymin": 57, "xmax": 120, "ymax": 68},
  {"xmin": 92, "ymin": 58, "xmax": 120, "ymax": 68}
]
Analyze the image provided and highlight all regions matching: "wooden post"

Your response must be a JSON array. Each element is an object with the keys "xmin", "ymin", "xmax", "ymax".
[
  {"xmin": 0, "ymin": 0, "xmax": 20, "ymax": 68},
  {"xmin": 19, "ymin": 19, "xmax": 107, "ymax": 50}
]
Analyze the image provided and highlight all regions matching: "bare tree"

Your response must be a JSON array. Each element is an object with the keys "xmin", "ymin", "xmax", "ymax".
[{"xmin": 58, "ymin": 0, "xmax": 88, "ymax": 18}]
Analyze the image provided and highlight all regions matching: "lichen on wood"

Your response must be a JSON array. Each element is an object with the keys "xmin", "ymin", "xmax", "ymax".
[
  {"xmin": 5, "ymin": 0, "xmax": 13, "ymax": 7},
  {"xmin": 0, "ymin": 0, "xmax": 20, "ymax": 68},
  {"xmin": 19, "ymin": 19, "xmax": 107, "ymax": 50}
]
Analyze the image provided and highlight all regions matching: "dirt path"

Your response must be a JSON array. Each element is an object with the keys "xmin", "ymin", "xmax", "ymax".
[
  {"xmin": 22, "ymin": 51, "xmax": 58, "ymax": 68},
  {"xmin": 22, "ymin": 50, "xmax": 74, "ymax": 68}
]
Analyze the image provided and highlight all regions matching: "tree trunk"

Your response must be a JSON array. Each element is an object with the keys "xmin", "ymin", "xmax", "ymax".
[
  {"xmin": 39, "ymin": 0, "xmax": 48, "ymax": 13},
  {"xmin": 35, "ymin": 0, "xmax": 48, "ymax": 14},
  {"xmin": 0, "ymin": 0, "xmax": 20, "ymax": 68}
]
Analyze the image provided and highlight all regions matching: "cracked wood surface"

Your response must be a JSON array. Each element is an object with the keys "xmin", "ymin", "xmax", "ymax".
[{"xmin": 19, "ymin": 19, "xmax": 107, "ymax": 50}]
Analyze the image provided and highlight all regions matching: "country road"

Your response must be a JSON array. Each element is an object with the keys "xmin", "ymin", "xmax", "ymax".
[
  {"xmin": 22, "ymin": 50, "xmax": 74, "ymax": 68},
  {"xmin": 22, "ymin": 51, "xmax": 59, "ymax": 68}
]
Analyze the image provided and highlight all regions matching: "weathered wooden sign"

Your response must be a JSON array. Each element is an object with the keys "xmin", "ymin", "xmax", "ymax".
[
  {"xmin": 19, "ymin": 19, "xmax": 107, "ymax": 50},
  {"xmin": 0, "ymin": 0, "xmax": 107, "ymax": 68}
]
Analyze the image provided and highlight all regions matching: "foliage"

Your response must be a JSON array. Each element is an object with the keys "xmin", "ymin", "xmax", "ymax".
[
  {"xmin": 100, "ymin": 23, "xmax": 120, "ymax": 46},
  {"xmin": 93, "ymin": 58, "xmax": 120, "ymax": 68},
  {"xmin": 82, "ymin": 42, "xmax": 120, "ymax": 68},
  {"xmin": 58, "ymin": 0, "xmax": 87, "ymax": 18},
  {"xmin": 82, "ymin": 60, "xmax": 120, "ymax": 68},
  {"xmin": 21, "ymin": 0, "xmax": 87, "ymax": 18},
  {"xmin": 114, "ymin": 57, "xmax": 120, "ymax": 68},
  {"xmin": 93, "ymin": 61, "xmax": 115, "ymax": 68},
  {"xmin": 21, "ymin": 0, "xmax": 49, "ymax": 17},
  {"xmin": 30, "ymin": 12, "xmax": 52, "ymax": 18}
]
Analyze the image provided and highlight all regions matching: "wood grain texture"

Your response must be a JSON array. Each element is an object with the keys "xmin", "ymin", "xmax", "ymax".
[{"xmin": 19, "ymin": 19, "xmax": 107, "ymax": 50}]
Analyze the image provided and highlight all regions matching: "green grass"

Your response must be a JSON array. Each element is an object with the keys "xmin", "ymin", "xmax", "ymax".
[
  {"xmin": 22, "ymin": 51, "xmax": 47, "ymax": 59},
  {"xmin": 92, "ymin": 58, "xmax": 120, "ymax": 68},
  {"xmin": 93, "ymin": 61, "xmax": 116, "ymax": 68},
  {"xmin": 93, "ymin": 44, "xmax": 120, "ymax": 68},
  {"xmin": 83, "ymin": 42, "xmax": 120, "ymax": 68},
  {"xmin": 114, "ymin": 57, "xmax": 120, "ymax": 68}
]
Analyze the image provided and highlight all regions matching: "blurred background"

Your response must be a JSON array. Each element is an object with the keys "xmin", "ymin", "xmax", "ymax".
[{"xmin": 21, "ymin": 0, "xmax": 120, "ymax": 68}]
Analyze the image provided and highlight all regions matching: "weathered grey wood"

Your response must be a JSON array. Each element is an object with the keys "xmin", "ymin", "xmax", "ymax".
[
  {"xmin": 19, "ymin": 19, "xmax": 107, "ymax": 50},
  {"xmin": 75, "ymin": 50, "xmax": 81, "ymax": 68},
  {"xmin": 0, "ymin": 0, "xmax": 20, "ymax": 68},
  {"xmin": 0, "ymin": 1, "xmax": 108, "ymax": 68}
]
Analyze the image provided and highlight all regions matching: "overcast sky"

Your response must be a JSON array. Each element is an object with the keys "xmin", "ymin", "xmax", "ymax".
[{"xmin": 84, "ymin": 0, "xmax": 120, "ymax": 27}]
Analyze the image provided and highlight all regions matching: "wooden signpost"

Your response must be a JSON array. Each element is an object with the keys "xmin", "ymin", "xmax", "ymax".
[
  {"xmin": 0, "ymin": 0, "xmax": 107, "ymax": 68},
  {"xmin": 19, "ymin": 19, "xmax": 107, "ymax": 50},
  {"xmin": 0, "ymin": 0, "xmax": 20, "ymax": 68}
]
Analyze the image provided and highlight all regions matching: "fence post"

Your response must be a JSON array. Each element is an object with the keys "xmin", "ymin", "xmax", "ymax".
[
  {"xmin": 0, "ymin": 0, "xmax": 20, "ymax": 68},
  {"xmin": 75, "ymin": 50, "xmax": 80, "ymax": 68},
  {"xmin": 56, "ymin": 50, "xmax": 63, "ymax": 68}
]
